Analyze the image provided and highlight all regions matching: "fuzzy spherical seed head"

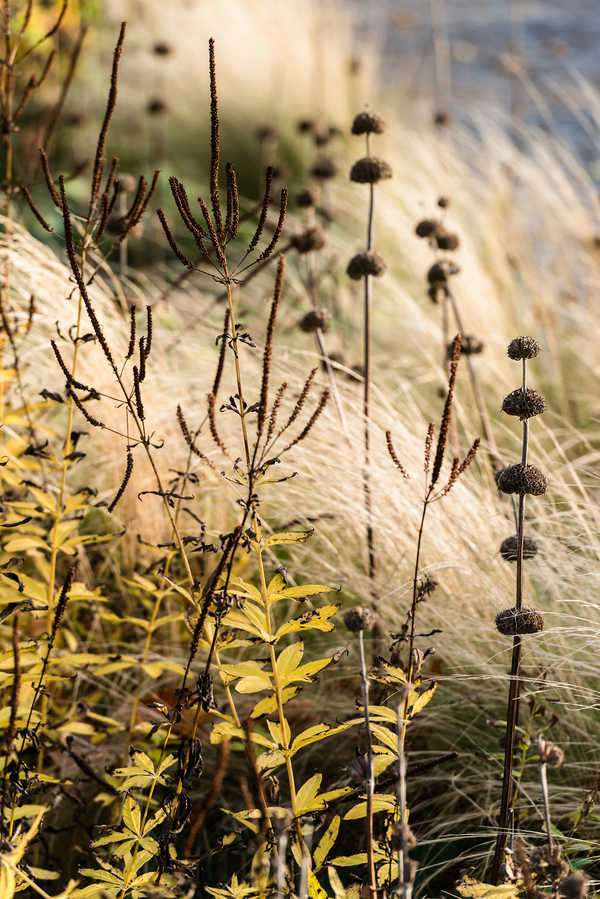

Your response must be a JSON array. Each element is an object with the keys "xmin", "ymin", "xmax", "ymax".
[
  {"xmin": 415, "ymin": 218, "xmax": 438, "ymax": 238},
  {"xmin": 539, "ymin": 739, "xmax": 565, "ymax": 768},
  {"xmin": 346, "ymin": 251, "xmax": 387, "ymax": 280},
  {"xmin": 296, "ymin": 188, "xmax": 318, "ymax": 208},
  {"xmin": 502, "ymin": 388, "xmax": 546, "ymax": 420},
  {"xmin": 495, "ymin": 607, "xmax": 544, "ymax": 635},
  {"xmin": 507, "ymin": 336, "xmax": 541, "ymax": 360},
  {"xmin": 255, "ymin": 123, "xmax": 277, "ymax": 142},
  {"xmin": 153, "ymin": 42, "xmax": 172, "ymax": 56},
  {"xmin": 350, "ymin": 156, "xmax": 393, "ymax": 184},
  {"xmin": 299, "ymin": 308, "xmax": 331, "ymax": 333},
  {"xmin": 147, "ymin": 98, "xmax": 167, "ymax": 116},
  {"xmin": 297, "ymin": 118, "xmax": 315, "ymax": 134},
  {"xmin": 436, "ymin": 230, "xmax": 460, "ymax": 251},
  {"xmin": 344, "ymin": 606, "xmax": 376, "ymax": 632},
  {"xmin": 313, "ymin": 130, "xmax": 332, "ymax": 148},
  {"xmin": 427, "ymin": 260, "xmax": 460, "ymax": 284},
  {"xmin": 434, "ymin": 110, "xmax": 450, "ymax": 126},
  {"xmin": 531, "ymin": 845, "xmax": 569, "ymax": 882},
  {"xmin": 447, "ymin": 335, "xmax": 483, "ymax": 358},
  {"xmin": 496, "ymin": 463, "xmax": 547, "ymax": 496},
  {"xmin": 351, "ymin": 111, "xmax": 386, "ymax": 135},
  {"xmin": 292, "ymin": 226, "xmax": 326, "ymax": 254},
  {"xmin": 438, "ymin": 196, "xmax": 449, "ymax": 208},
  {"xmin": 310, "ymin": 156, "xmax": 337, "ymax": 180},
  {"xmin": 499, "ymin": 534, "xmax": 538, "ymax": 562},
  {"xmin": 559, "ymin": 873, "xmax": 589, "ymax": 898}
]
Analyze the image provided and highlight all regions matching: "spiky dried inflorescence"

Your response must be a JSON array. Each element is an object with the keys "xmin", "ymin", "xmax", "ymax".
[
  {"xmin": 346, "ymin": 251, "xmax": 387, "ymax": 280},
  {"xmin": 351, "ymin": 111, "xmax": 386, "ymax": 135},
  {"xmin": 385, "ymin": 430, "xmax": 409, "ymax": 479},
  {"xmin": 310, "ymin": 156, "xmax": 337, "ymax": 180},
  {"xmin": 538, "ymin": 739, "xmax": 564, "ymax": 768},
  {"xmin": 292, "ymin": 226, "xmax": 326, "ymax": 254},
  {"xmin": 507, "ymin": 336, "xmax": 541, "ymax": 360},
  {"xmin": 500, "ymin": 535, "xmax": 538, "ymax": 562},
  {"xmin": 108, "ymin": 447, "xmax": 134, "ymax": 512},
  {"xmin": 497, "ymin": 463, "xmax": 547, "ymax": 496},
  {"xmin": 282, "ymin": 389, "xmax": 329, "ymax": 454},
  {"xmin": 447, "ymin": 335, "xmax": 483, "ymax": 357},
  {"xmin": 90, "ymin": 22, "xmax": 126, "ymax": 209},
  {"xmin": 257, "ymin": 256, "xmax": 285, "ymax": 439},
  {"xmin": 299, "ymin": 309, "xmax": 330, "ymax": 333},
  {"xmin": 558, "ymin": 873, "xmax": 589, "ymax": 898},
  {"xmin": 50, "ymin": 563, "xmax": 77, "ymax": 644},
  {"xmin": 495, "ymin": 607, "xmax": 544, "ymax": 636},
  {"xmin": 502, "ymin": 388, "xmax": 546, "ymax": 420},
  {"xmin": 296, "ymin": 188, "xmax": 318, "ymax": 208},
  {"xmin": 350, "ymin": 156, "xmax": 393, "ymax": 183},
  {"xmin": 344, "ymin": 606, "xmax": 376, "ymax": 632},
  {"xmin": 431, "ymin": 334, "xmax": 461, "ymax": 488}
]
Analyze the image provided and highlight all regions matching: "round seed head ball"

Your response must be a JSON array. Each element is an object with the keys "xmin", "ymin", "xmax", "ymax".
[
  {"xmin": 344, "ymin": 606, "xmax": 376, "ymax": 632},
  {"xmin": 351, "ymin": 111, "xmax": 386, "ymax": 135},
  {"xmin": 328, "ymin": 124, "xmax": 343, "ymax": 139},
  {"xmin": 507, "ymin": 336, "xmax": 541, "ymax": 360},
  {"xmin": 437, "ymin": 196, "xmax": 450, "ymax": 208},
  {"xmin": 296, "ymin": 188, "xmax": 318, "ymax": 208},
  {"xmin": 350, "ymin": 156, "xmax": 393, "ymax": 184},
  {"xmin": 346, "ymin": 251, "xmax": 387, "ymax": 280},
  {"xmin": 255, "ymin": 123, "xmax": 277, "ymax": 142},
  {"xmin": 502, "ymin": 388, "xmax": 546, "ymax": 420},
  {"xmin": 297, "ymin": 118, "xmax": 315, "ymax": 134},
  {"xmin": 496, "ymin": 463, "xmax": 547, "ymax": 496},
  {"xmin": 310, "ymin": 156, "xmax": 337, "ymax": 180},
  {"xmin": 531, "ymin": 845, "xmax": 569, "ymax": 882},
  {"xmin": 415, "ymin": 219, "xmax": 438, "ymax": 238},
  {"xmin": 539, "ymin": 739, "xmax": 565, "ymax": 768},
  {"xmin": 299, "ymin": 308, "xmax": 331, "ymax": 333},
  {"xmin": 147, "ymin": 98, "xmax": 167, "ymax": 116},
  {"xmin": 313, "ymin": 129, "xmax": 332, "ymax": 148},
  {"xmin": 434, "ymin": 110, "xmax": 450, "ymax": 126},
  {"xmin": 427, "ymin": 260, "xmax": 460, "ymax": 284},
  {"xmin": 495, "ymin": 607, "xmax": 544, "ymax": 636},
  {"xmin": 559, "ymin": 873, "xmax": 589, "ymax": 898},
  {"xmin": 292, "ymin": 226, "xmax": 326, "ymax": 254},
  {"xmin": 153, "ymin": 42, "xmax": 172, "ymax": 56},
  {"xmin": 118, "ymin": 173, "xmax": 137, "ymax": 194},
  {"xmin": 436, "ymin": 230, "xmax": 460, "ymax": 251},
  {"xmin": 499, "ymin": 535, "xmax": 538, "ymax": 562},
  {"xmin": 447, "ymin": 335, "xmax": 483, "ymax": 358}
]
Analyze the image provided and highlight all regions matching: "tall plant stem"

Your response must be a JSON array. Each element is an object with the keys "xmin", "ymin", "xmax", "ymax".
[
  {"xmin": 537, "ymin": 735, "xmax": 554, "ymax": 854},
  {"xmin": 358, "ymin": 628, "xmax": 377, "ymax": 897},
  {"xmin": 396, "ymin": 705, "xmax": 409, "ymax": 899},
  {"xmin": 492, "ymin": 358, "xmax": 528, "ymax": 883}
]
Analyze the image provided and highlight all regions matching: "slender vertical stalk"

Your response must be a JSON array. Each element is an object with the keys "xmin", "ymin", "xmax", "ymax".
[
  {"xmin": 396, "ymin": 703, "xmax": 409, "ymax": 899},
  {"xmin": 358, "ymin": 628, "xmax": 377, "ymax": 897},
  {"xmin": 492, "ymin": 357, "xmax": 529, "ymax": 883},
  {"xmin": 363, "ymin": 132, "xmax": 376, "ymax": 589},
  {"xmin": 538, "ymin": 736, "xmax": 554, "ymax": 854}
]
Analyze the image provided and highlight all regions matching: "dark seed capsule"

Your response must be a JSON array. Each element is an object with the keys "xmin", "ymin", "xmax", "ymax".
[
  {"xmin": 415, "ymin": 218, "xmax": 438, "ymax": 238},
  {"xmin": 344, "ymin": 606, "xmax": 376, "ymax": 632},
  {"xmin": 499, "ymin": 534, "xmax": 538, "ymax": 562},
  {"xmin": 296, "ymin": 188, "xmax": 318, "ymax": 208},
  {"xmin": 299, "ymin": 308, "xmax": 330, "ymax": 333},
  {"xmin": 351, "ymin": 111, "xmax": 386, "ymax": 135},
  {"xmin": 539, "ymin": 738, "xmax": 564, "ymax": 768},
  {"xmin": 350, "ymin": 156, "xmax": 392, "ymax": 184},
  {"xmin": 496, "ymin": 463, "xmax": 547, "ymax": 496},
  {"xmin": 310, "ymin": 156, "xmax": 337, "ymax": 180},
  {"xmin": 502, "ymin": 387, "xmax": 546, "ymax": 420},
  {"xmin": 292, "ymin": 226, "xmax": 326, "ymax": 254},
  {"xmin": 427, "ymin": 260, "xmax": 460, "ymax": 284},
  {"xmin": 346, "ymin": 251, "xmax": 387, "ymax": 280},
  {"xmin": 435, "ymin": 229, "xmax": 460, "ymax": 251},
  {"xmin": 495, "ymin": 606, "xmax": 544, "ymax": 636},
  {"xmin": 447, "ymin": 335, "xmax": 483, "ymax": 357},
  {"xmin": 507, "ymin": 335, "xmax": 541, "ymax": 360}
]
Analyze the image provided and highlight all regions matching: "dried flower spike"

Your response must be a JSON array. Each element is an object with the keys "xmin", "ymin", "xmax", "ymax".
[
  {"xmin": 350, "ymin": 156, "xmax": 392, "ymax": 184},
  {"xmin": 499, "ymin": 535, "xmax": 538, "ymax": 562},
  {"xmin": 502, "ymin": 388, "xmax": 546, "ymax": 420},
  {"xmin": 496, "ymin": 463, "xmax": 547, "ymax": 496},
  {"xmin": 347, "ymin": 251, "xmax": 386, "ymax": 280},
  {"xmin": 344, "ymin": 606, "xmax": 376, "ymax": 632},
  {"xmin": 495, "ymin": 607, "xmax": 544, "ymax": 636},
  {"xmin": 351, "ymin": 111, "xmax": 386, "ymax": 135},
  {"xmin": 507, "ymin": 336, "xmax": 541, "ymax": 360}
]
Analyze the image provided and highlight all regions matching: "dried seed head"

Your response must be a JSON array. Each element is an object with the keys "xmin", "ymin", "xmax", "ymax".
[
  {"xmin": 434, "ymin": 110, "xmax": 450, "ymax": 126},
  {"xmin": 496, "ymin": 463, "xmax": 547, "ymax": 496},
  {"xmin": 447, "ymin": 335, "xmax": 483, "ymax": 357},
  {"xmin": 310, "ymin": 156, "xmax": 337, "ymax": 180},
  {"xmin": 502, "ymin": 388, "xmax": 546, "ymax": 420},
  {"xmin": 436, "ymin": 229, "xmax": 460, "ymax": 251},
  {"xmin": 296, "ymin": 188, "xmax": 318, "ymax": 208},
  {"xmin": 530, "ymin": 845, "xmax": 569, "ymax": 882},
  {"xmin": 313, "ymin": 129, "xmax": 332, "ymax": 147},
  {"xmin": 438, "ymin": 196, "xmax": 449, "ymax": 208},
  {"xmin": 351, "ymin": 111, "xmax": 386, "ymax": 135},
  {"xmin": 255, "ymin": 123, "xmax": 277, "ymax": 142},
  {"xmin": 499, "ymin": 535, "xmax": 538, "ymax": 562},
  {"xmin": 344, "ymin": 606, "xmax": 376, "ymax": 632},
  {"xmin": 299, "ymin": 308, "xmax": 330, "ymax": 333},
  {"xmin": 297, "ymin": 118, "xmax": 315, "ymax": 134},
  {"xmin": 428, "ymin": 284, "xmax": 448, "ymax": 304},
  {"xmin": 427, "ymin": 260, "xmax": 460, "ymax": 284},
  {"xmin": 153, "ymin": 42, "xmax": 171, "ymax": 56},
  {"xmin": 147, "ymin": 97, "xmax": 167, "ymax": 116},
  {"xmin": 292, "ymin": 225, "xmax": 326, "ymax": 254},
  {"xmin": 559, "ymin": 873, "xmax": 589, "ymax": 898},
  {"xmin": 346, "ymin": 251, "xmax": 387, "ymax": 280},
  {"xmin": 415, "ymin": 218, "xmax": 438, "ymax": 238},
  {"xmin": 350, "ymin": 156, "xmax": 393, "ymax": 184},
  {"xmin": 507, "ymin": 336, "xmax": 541, "ymax": 360},
  {"xmin": 539, "ymin": 739, "xmax": 565, "ymax": 768},
  {"xmin": 495, "ymin": 607, "xmax": 544, "ymax": 635}
]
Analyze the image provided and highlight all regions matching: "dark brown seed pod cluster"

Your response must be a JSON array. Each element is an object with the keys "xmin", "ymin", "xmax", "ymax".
[
  {"xmin": 558, "ymin": 872, "xmax": 589, "ymax": 898},
  {"xmin": 310, "ymin": 156, "xmax": 337, "ymax": 180},
  {"xmin": 292, "ymin": 226, "xmax": 326, "ymax": 254},
  {"xmin": 502, "ymin": 387, "xmax": 546, "ymax": 420},
  {"xmin": 500, "ymin": 535, "xmax": 538, "ymax": 562},
  {"xmin": 344, "ymin": 606, "xmax": 376, "ymax": 632},
  {"xmin": 507, "ymin": 336, "xmax": 541, "ymax": 360},
  {"xmin": 415, "ymin": 218, "xmax": 460, "ymax": 251},
  {"xmin": 350, "ymin": 156, "xmax": 392, "ymax": 184},
  {"xmin": 447, "ymin": 334, "xmax": 483, "ymax": 357},
  {"xmin": 495, "ymin": 607, "xmax": 544, "ymax": 635},
  {"xmin": 496, "ymin": 463, "xmax": 547, "ymax": 496},
  {"xmin": 346, "ymin": 251, "xmax": 387, "ymax": 280},
  {"xmin": 351, "ymin": 111, "xmax": 386, "ymax": 135},
  {"xmin": 296, "ymin": 188, "xmax": 318, "ymax": 208},
  {"xmin": 299, "ymin": 309, "xmax": 330, "ymax": 333}
]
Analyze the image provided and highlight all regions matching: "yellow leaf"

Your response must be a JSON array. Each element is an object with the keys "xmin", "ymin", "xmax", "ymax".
[
  {"xmin": 251, "ymin": 686, "xmax": 299, "ymax": 718},
  {"xmin": 295, "ymin": 774, "xmax": 322, "ymax": 812},
  {"xmin": 456, "ymin": 876, "xmax": 520, "ymax": 898},
  {"xmin": 407, "ymin": 682, "xmax": 437, "ymax": 719},
  {"xmin": 281, "ymin": 657, "xmax": 332, "ymax": 687},
  {"xmin": 277, "ymin": 641, "xmax": 304, "ymax": 677},
  {"xmin": 276, "ymin": 604, "xmax": 339, "ymax": 638},
  {"xmin": 263, "ymin": 529, "xmax": 313, "ymax": 548},
  {"xmin": 314, "ymin": 815, "xmax": 340, "ymax": 870}
]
